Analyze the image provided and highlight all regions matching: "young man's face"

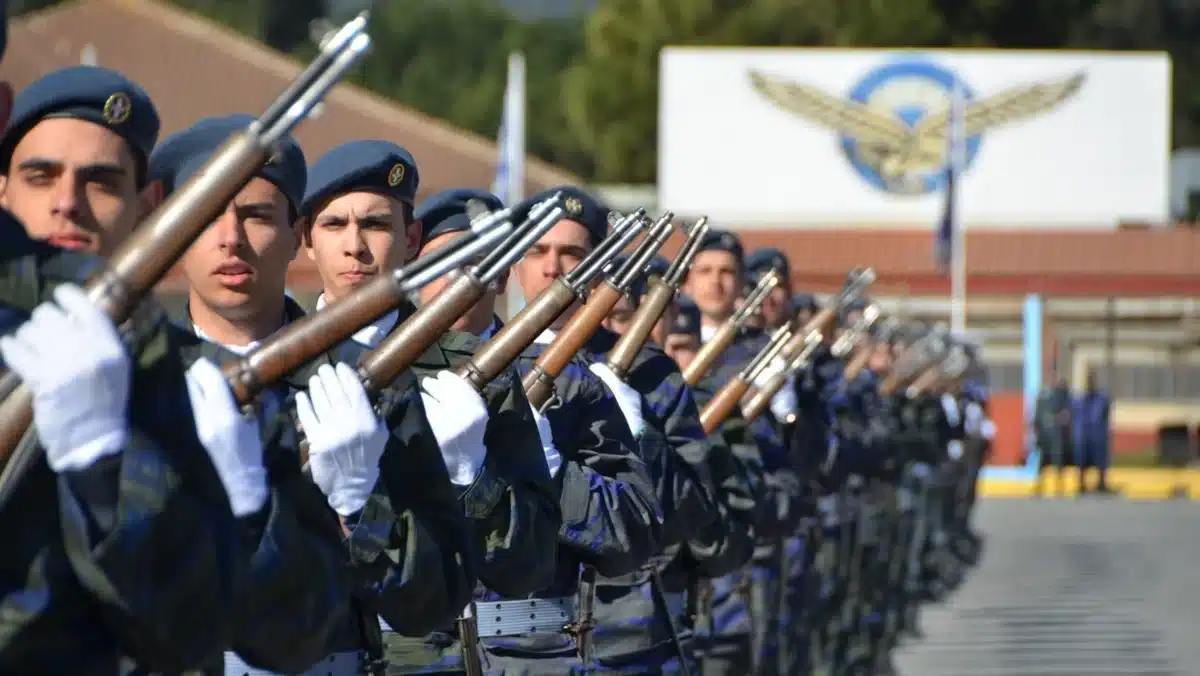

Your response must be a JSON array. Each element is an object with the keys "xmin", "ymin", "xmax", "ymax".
[
  {"xmin": 603, "ymin": 293, "xmax": 637, "ymax": 336},
  {"xmin": 665, "ymin": 332, "xmax": 700, "ymax": 371},
  {"xmin": 181, "ymin": 177, "xmax": 295, "ymax": 321},
  {"xmin": 512, "ymin": 218, "xmax": 591, "ymax": 329},
  {"xmin": 684, "ymin": 250, "xmax": 740, "ymax": 321},
  {"xmin": 415, "ymin": 229, "xmax": 496, "ymax": 333},
  {"xmin": 760, "ymin": 286, "xmax": 791, "ymax": 328},
  {"xmin": 305, "ymin": 190, "xmax": 417, "ymax": 303},
  {"xmin": 1, "ymin": 118, "xmax": 156, "ymax": 256}
]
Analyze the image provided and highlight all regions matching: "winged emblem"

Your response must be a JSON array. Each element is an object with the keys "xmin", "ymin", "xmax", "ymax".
[{"xmin": 748, "ymin": 68, "xmax": 1086, "ymax": 190}]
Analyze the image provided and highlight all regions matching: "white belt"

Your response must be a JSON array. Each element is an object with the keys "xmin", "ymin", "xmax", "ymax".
[
  {"xmin": 663, "ymin": 591, "xmax": 686, "ymax": 622},
  {"xmin": 475, "ymin": 596, "xmax": 577, "ymax": 637},
  {"xmin": 223, "ymin": 650, "xmax": 360, "ymax": 676}
]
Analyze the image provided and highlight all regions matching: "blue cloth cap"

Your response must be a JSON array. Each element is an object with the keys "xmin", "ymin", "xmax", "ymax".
[
  {"xmin": 745, "ymin": 247, "xmax": 790, "ymax": 282},
  {"xmin": 517, "ymin": 185, "xmax": 608, "ymax": 247},
  {"xmin": 3, "ymin": 66, "xmax": 159, "ymax": 175},
  {"xmin": 301, "ymin": 139, "xmax": 419, "ymax": 218},
  {"xmin": 415, "ymin": 187, "xmax": 503, "ymax": 248},
  {"xmin": 697, "ymin": 229, "xmax": 744, "ymax": 263},
  {"xmin": 150, "ymin": 114, "xmax": 306, "ymax": 210}
]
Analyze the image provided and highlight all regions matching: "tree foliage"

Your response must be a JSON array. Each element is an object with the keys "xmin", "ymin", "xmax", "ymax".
[{"xmin": 13, "ymin": 0, "xmax": 1200, "ymax": 183}]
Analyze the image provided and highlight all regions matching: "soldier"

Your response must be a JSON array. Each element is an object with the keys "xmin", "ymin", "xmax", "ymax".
[
  {"xmin": 683, "ymin": 230, "xmax": 803, "ymax": 676},
  {"xmin": 498, "ymin": 185, "xmax": 663, "ymax": 673},
  {"xmin": 305, "ymin": 177, "xmax": 560, "ymax": 674},
  {"xmin": 156, "ymin": 127, "xmax": 476, "ymax": 673},
  {"xmin": 612, "ymin": 250, "xmax": 769, "ymax": 675},
  {"xmin": 1033, "ymin": 369, "xmax": 1073, "ymax": 497},
  {"xmin": 0, "ymin": 64, "xmax": 258, "ymax": 673},
  {"xmin": 743, "ymin": 248, "xmax": 792, "ymax": 331}
]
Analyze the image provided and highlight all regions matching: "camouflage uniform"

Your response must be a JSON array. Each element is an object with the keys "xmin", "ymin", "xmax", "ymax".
[
  {"xmin": 499, "ymin": 328, "xmax": 662, "ymax": 672},
  {"xmin": 580, "ymin": 329, "xmax": 722, "ymax": 674},
  {"xmin": 0, "ymin": 221, "xmax": 248, "ymax": 674}
]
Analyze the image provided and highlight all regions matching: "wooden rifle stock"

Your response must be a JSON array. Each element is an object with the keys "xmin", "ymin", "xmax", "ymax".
[
  {"xmin": 457, "ymin": 278, "xmax": 578, "ymax": 392},
  {"xmin": 700, "ymin": 378, "xmax": 752, "ymax": 434},
  {"xmin": 523, "ymin": 282, "xmax": 624, "ymax": 409},
  {"xmin": 905, "ymin": 366, "xmax": 941, "ymax": 397},
  {"xmin": 802, "ymin": 307, "xmax": 837, "ymax": 341},
  {"xmin": 357, "ymin": 272, "xmax": 487, "ymax": 397},
  {"xmin": 842, "ymin": 344, "xmax": 874, "ymax": 382},
  {"xmin": 682, "ymin": 322, "xmax": 738, "ymax": 386},
  {"xmin": 741, "ymin": 371, "xmax": 783, "ymax": 423},
  {"xmin": 605, "ymin": 279, "xmax": 673, "ymax": 380}
]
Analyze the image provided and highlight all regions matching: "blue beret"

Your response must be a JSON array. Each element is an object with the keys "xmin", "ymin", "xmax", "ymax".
[
  {"xmin": 644, "ymin": 255, "xmax": 670, "ymax": 281},
  {"xmin": 697, "ymin": 229, "xmax": 744, "ymax": 262},
  {"xmin": 415, "ymin": 187, "xmax": 502, "ymax": 248},
  {"xmin": 301, "ymin": 139, "xmax": 419, "ymax": 217},
  {"xmin": 3, "ymin": 66, "xmax": 158, "ymax": 172},
  {"xmin": 745, "ymin": 247, "xmax": 790, "ymax": 281},
  {"xmin": 518, "ymin": 185, "xmax": 608, "ymax": 246},
  {"xmin": 150, "ymin": 114, "xmax": 306, "ymax": 210},
  {"xmin": 671, "ymin": 296, "xmax": 702, "ymax": 338},
  {"xmin": 792, "ymin": 292, "xmax": 818, "ymax": 313}
]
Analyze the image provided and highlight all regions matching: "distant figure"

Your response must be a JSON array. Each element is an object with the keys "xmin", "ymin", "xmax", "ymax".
[
  {"xmin": 1033, "ymin": 371, "xmax": 1073, "ymax": 497},
  {"xmin": 1074, "ymin": 370, "xmax": 1113, "ymax": 494}
]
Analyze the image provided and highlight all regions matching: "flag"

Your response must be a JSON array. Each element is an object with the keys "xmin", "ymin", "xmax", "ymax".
[
  {"xmin": 491, "ymin": 52, "xmax": 526, "ymax": 207},
  {"xmin": 936, "ymin": 79, "xmax": 966, "ymax": 272},
  {"xmin": 492, "ymin": 52, "xmax": 527, "ymax": 320}
]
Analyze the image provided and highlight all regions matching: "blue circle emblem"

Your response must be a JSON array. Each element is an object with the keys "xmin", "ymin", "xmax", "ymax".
[{"xmin": 840, "ymin": 58, "xmax": 981, "ymax": 195}]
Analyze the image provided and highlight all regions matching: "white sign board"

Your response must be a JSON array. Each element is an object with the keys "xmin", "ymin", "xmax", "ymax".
[{"xmin": 658, "ymin": 49, "xmax": 1172, "ymax": 228}]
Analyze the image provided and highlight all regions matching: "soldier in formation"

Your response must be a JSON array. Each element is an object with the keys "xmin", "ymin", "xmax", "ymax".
[{"xmin": 0, "ymin": 6, "xmax": 993, "ymax": 673}]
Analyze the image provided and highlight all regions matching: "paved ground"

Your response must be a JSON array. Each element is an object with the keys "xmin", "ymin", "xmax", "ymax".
[{"xmin": 894, "ymin": 498, "xmax": 1200, "ymax": 675}]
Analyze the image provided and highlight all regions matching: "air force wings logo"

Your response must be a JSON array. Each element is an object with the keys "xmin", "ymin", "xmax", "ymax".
[{"xmin": 748, "ymin": 59, "xmax": 1086, "ymax": 195}]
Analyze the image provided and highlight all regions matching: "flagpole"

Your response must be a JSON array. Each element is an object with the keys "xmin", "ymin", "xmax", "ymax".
[
  {"xmin": 950, "ymin": 78, "xmax": 967, "ymax": 334},
  {"xmin": 494, "ymin": 51, "xmax": 527, "ymax": 321}
]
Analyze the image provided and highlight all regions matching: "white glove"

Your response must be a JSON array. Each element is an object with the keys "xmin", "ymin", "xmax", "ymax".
[
  {"xmin": 0, "ymin": 284, "xmax": 129, "ymax": 472},
  {"xmin": 295, "ymin": 363, "xmax": 387, "ymax": 516},
  {"xmin": 184, "ymin": 358, "xmax": 268, "ymax": 517},
  {"xmin": 420, "ymin": 371, "xmax": 489, "ymax": 486},
  {"xmin": 941, "ymin": 394, "xmax": 961, "ymax": 426},
  {"xmin": 947, "ymin": 440, "xmax": 964, "ymax": 460},
  {"xmin": 530, "ymin": 403, "xmax": 562, "ymax": 478},
  {"xmin": 769, "ymin": 373, "xmax": 799, "ymax": 421},
  {"xmin": 588, "ymin": 362, "xmax": 644, "ymax": 438}
]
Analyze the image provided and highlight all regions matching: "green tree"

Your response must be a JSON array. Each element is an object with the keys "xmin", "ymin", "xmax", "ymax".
[{"xmin": 562, "ymin": 0, "xmax": 946, "ymax": 183}]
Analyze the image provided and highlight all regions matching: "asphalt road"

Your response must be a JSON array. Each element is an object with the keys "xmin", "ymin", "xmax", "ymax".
[{"xmin": 893, "ymin": 498, "xmax": 1200, "ymax": 676}]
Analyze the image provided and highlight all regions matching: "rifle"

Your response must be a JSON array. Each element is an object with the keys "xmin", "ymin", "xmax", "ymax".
[
  {"xmin": 605, "ymin": 217, "xmax": 709, "ymax": 380},
  {"xmin": 879, "ymin": 329, "xmax": 949, "ymax": 397},
  {"xmin": 842, "ymin": 315, "xmax": 898, "ymax": 382},
  {"xmin": 681, "ymin": 269, "xmax": 780, "ymax": 387},
  {"xmin": 454, "ymin": 210, "xmax": 647, "ymax": 394},
  {"xmin": 736, "ymin": 268, "xmax": 876, "ymax": 421},
  {"xmin": 0, "ymin": 14, "xmax": 373, "ymax": 483},
  {"xmin": 225, "ymin": 201, "xmax": 517, "ymax": 409},
  {"xmin": 699, "ymin": 322, "xmax": 793, "ymax": 434},
  {"xmin": 522, "ymin": 211, "xmax": 676, "ymax": 409},
  {"xmin": 354, "ymin": 195, "xmax": 565, "ymax": 397}
]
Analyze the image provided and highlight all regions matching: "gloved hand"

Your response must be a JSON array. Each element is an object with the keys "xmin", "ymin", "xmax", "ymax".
[
  {"xmin": 769, "ymin": 373, "xmax": 799, "ymax": 421},
  {"xmin": 588, "ymin": 362, "xmax": 644, "ymax": 438},
  {"xmin": 941, "ymin": 394, "xmax": 961, "ymax": 426},
  {"xmin": 295, "ymin": 363, "xmax": 387, "ymax": 516},
  {"xmin": 530, "ymin": 403, "xmax": 562, "ymax": 478},
  {"xmin": 0, "ymin": 284, "xmax": 130, "ymax": 472},
  {"xmin": 947, "ymin": 440, "xmax": 965, "ymax": 460},
  {"xmin": 420, "ymin": 371, "xmax": 489, "ymax": 486},
  {"xmin": 184, "ymin": 358, "xmax": 269, "ymax": 517}
]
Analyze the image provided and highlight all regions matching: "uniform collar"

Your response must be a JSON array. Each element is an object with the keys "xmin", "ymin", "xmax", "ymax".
[{"xmin": 316, "ymin": 292, "xmax": 399, "ymax": 349}]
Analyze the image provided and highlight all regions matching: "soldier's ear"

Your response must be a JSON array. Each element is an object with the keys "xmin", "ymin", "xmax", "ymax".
[
  {"xmin": 404, "ymin": 217, "xmax": 423, "ymax": 264},
  {"xmin": 137, "ymin": 179, "xmax": 164, "ymax": 220}
]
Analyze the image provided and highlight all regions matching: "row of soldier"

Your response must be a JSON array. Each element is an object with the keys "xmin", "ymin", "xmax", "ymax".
[{"xmin": 0, "ymin": 8, "xmax": 993, "ymax": 676}]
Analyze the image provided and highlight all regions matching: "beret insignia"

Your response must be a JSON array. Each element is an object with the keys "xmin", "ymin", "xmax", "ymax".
[
  {"xmin": 720, "ymin": 233, "xmax": 735, "ymax": 248},
  {"xmin": 565, "ymin": 196, "xmax": 583, "ymax": 216},
  {"xmin": 103, "ymin": 92, "xmax": 131, "ymax": 125},
  {"xmin": 387, "ymin": 163, "xmax": 405, "ymax": 187}
]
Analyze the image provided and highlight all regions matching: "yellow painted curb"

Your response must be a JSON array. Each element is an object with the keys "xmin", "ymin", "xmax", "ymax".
[{"xmin": 978, "ymin": 468, "xmax": 1200, "ymax": 500}]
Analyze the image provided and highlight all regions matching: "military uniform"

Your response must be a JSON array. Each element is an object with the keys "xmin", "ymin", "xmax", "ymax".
[
  {"xmin": 317, "ymin": 184, "xmax": 563, "ymax": 674},
  {"xmin": 0, "ymin": 68, "xmax": 261, "ymax": 673},
  {"xmin": 155, "ymin": 129, "xmax": 478, "ymax": 674}
]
